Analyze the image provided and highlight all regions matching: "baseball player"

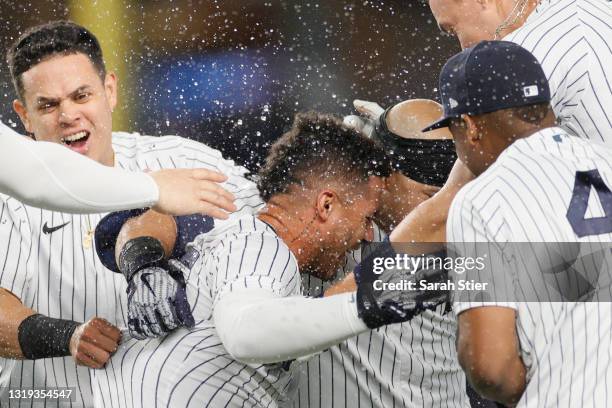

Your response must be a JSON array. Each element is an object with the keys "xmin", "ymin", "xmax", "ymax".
[
  {"xmin": 294, "ymin": 99, "xmax": 472, "ymax": 408},
  {"xmin": 0, "ymin": 120, "xmax": 236, "ymax": 216},
  {"xmin": 95, "ymin": 100, "xmax": 475, "ymax": 407},
  {"xmin": 425, "ymin": 40, "xmax": 612, "ymax": 406},
  {"xmin": 0, "ymin": 21, "xmax": 262, "ymax": 407},
  {"xmin": 90, "ymin": 111, "xmax": 448, "ymax": 408},
  {"xmin": 428, "ymin": 0, "xmax": 612, "ymax": 145}
]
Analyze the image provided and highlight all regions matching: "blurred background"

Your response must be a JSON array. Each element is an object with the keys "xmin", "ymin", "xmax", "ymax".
[{"xmin": 0, "ymin": 0, "xmax": 459, "ymax": 171}]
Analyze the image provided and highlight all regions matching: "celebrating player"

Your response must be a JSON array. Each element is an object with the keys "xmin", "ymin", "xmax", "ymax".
[
  {"xmin": 428, "ymin": 0, "xmax": 612, "ymax": 145},
  {"xmin": 295, "ymin": 99, "xmax": 473, "ymax": 407},
  {"xmin": 425, "ymin": 40, "xmax": 612, "ymax": 406},
  {"xmin": 89, "ymin": 112, "xmax": 446, "ymax": 407},
  {"xmin": 0, "ymin": 20, "xmax": 263, "ymax": 407}
]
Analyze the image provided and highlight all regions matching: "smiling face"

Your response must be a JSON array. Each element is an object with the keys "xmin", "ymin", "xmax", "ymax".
[
  {"xmin": 306, "ymin": 177, "xmax": 384, "ymax": 281},
  {"xmin": 13, "ymin": 53, "xmax": 117, "ymax": 166}
]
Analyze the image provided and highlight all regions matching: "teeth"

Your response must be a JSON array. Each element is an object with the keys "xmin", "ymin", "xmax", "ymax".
[{"xmin": 61, "ymin": 131, "xmax": 88, "ymax": 144}]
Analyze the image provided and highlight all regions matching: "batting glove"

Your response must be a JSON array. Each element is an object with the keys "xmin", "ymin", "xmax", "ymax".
[
  {"xmin": 116, "ymin": 236, "xmax": 195, "ymax": 339},
  {"xmin": 126, "ymin": 260, "xmax": 195, "ymax": 339},
  {"xmin": 343, "ymin": 99, "xmax": 386, "ymax": 139},
  {"xmin": 355, "ymin": 241, "xmax": 449, "ymax": 329}
]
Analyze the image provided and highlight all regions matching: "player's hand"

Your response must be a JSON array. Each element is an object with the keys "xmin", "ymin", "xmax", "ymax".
[
  {"xmin": 69, "ymin": 317, "xmax": 121, "ymax": 369},
  {"xmin": 355, "ymin": 243, "xmax": 449, "ymax": 329},
  {"xmin": 126, "ymin": 260, "xmax": 195, "ymax": 340},
  {"xmin": 343, "ymin": 99, "xmax": 386, "ymax": 138},
  {"xmin": 149, "ymin": 168, "xmax": 237, "ymax": 219}
]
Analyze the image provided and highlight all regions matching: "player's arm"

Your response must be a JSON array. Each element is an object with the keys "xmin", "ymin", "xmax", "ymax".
[
  {"xmin": 0, "ymin": 123, "xmax": 235, "ymax": 216},
  {"xmin": 214, "ymin": 240, "xmax": 448, "ymax": 364},
  {"xmin": 214, "ymin": 290, "xmax": 368, "ymax": 364},
  {"xmin": 0, "ymin": 288, "xmax": 120, "ymax": 368},
  {"xmin": 215, "ymin": 259, "xmax": 447, "ymax": 365},
  {"xmin": 457, "ymin": 307, "xmax": 526, "ymax": 406},
  {"xmin": 390, "ymin": 158, "xmax": 474, "ymax": 243},
  {"xmin": 447, "ymin": 186, "xmax": 526, "ymax": 405}
]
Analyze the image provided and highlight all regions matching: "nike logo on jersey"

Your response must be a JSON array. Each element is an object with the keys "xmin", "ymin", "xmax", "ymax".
[
  {"xmin": 42, "ymin": 221, "xmax": 70, "ymax": 234},
  {"xmin": 140, "ymin": 272, "xmax": 156, "ymax": 295}
]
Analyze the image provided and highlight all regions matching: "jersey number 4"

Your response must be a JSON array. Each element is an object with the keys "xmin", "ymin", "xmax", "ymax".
[{"xmin": 566, "ymin": 169, "xmax": 612, "ymax": 237}]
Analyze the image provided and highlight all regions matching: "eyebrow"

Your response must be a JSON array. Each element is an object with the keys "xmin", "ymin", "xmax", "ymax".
[{"xmin": 35, "ymin": 86, "xmax": 92, "ymax": 105}]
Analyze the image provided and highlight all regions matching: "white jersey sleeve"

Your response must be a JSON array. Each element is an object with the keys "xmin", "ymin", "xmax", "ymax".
[
  {"xmin": 447, "ymin": 185, "xmax": 518, "ymax": 314},
  {"xmin": 208, "ymin": 217, "xmax": 301, "ymax": 300},
  {"xmin": 0, "ymin": 123, "xmax": 160, "ymax": 213}
]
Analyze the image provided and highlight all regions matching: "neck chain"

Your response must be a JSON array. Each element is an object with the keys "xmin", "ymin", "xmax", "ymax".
[
  {"xmin": 494, "ymin": 0, "xmax": 531, "ymax": 40},
  {"xmin": 83, "ymin": 215, "xmax": 94, "ymax": 249}
]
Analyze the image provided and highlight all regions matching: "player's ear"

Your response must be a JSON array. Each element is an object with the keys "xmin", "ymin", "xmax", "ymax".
[
  {"xmin": 104, "ymin": 72, "xmax": 118, "ymax": 112},
  {"xmin": 462, "ymin": 114, "xmax": 482, "ymax": 145},
  {"xmin": 13, "ymin": 99, "xmax": 32, "ymax": 134},
  {"xmin": 315, "ymin": 190, "xmax": 336, "ymax": 221}
]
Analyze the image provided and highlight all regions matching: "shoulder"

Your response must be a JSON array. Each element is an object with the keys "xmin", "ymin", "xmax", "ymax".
[
  {"xmin": 504, "ymin": 0, "xmax": 583, "ymax": 56},
  {"xmin": 191, "ymin": 215, "xmax": 288, "ymax": 254},
  {"xmin": 112, "ymin": 131, "xmax": 253, "ymax": 175},
  {"xmin": 111, "ymin": 131, "xmax": 196, "ymax": 155}
]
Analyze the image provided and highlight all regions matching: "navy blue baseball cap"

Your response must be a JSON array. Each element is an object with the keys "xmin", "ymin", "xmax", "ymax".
[{"xmin": 422, "ymin": 40, "xmax": 551, "ymax": 132}]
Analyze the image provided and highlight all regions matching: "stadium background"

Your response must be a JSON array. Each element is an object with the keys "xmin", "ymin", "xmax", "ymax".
[{"xmin": 0, "ymin": 0, "xmax": 458, "ymax": 171}]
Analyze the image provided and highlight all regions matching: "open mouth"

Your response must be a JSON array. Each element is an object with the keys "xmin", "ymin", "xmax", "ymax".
[{"xmin": 60, "ymin": 131, "xmax": 90, "ymax": 149}]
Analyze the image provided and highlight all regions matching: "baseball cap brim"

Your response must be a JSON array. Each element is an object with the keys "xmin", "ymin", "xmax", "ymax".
[{"xmin": 421, "ymin": 116, "xmax": 453, "ymax": 132}]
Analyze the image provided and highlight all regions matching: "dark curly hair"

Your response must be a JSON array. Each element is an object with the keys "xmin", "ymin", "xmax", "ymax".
[
  {"xmin": 257, "ymin": 111, "xmax": 392, "ymax": 202},
  {"xmin": 7, "ymin": 20, "xmax": 106, "ymax": 101}
]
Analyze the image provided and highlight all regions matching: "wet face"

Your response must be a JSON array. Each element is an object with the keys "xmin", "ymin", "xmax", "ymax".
[
  {"xmin": 428, "ymin": 0, "xmax": 502, "ymax": 49},
  {"xmin": 308, "ymin": 177, "xmax": 384, "ymax": 280},
  {"xmin": 14, "ymin": 53, "xmax": 117, "ymax": 166}
]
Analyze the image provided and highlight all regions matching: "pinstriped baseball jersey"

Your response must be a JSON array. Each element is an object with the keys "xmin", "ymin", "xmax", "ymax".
[
  {"xmin": 503, "ymin": 0, "xmax": 612, "ymax": 145},
  {"xmin": 0, "ymin": 132, "xmax": 263, "ymax": 407},
  {"xmin": 449, "ymin": 127, "xmax": 612, "ymax": 407},
  {"xmin": 295, "ymin": 226, "xmax": 468, "ymax": 408},
  {"xmin": 91, "ymin": 215, "xmax": 302, "ymax": 408}
]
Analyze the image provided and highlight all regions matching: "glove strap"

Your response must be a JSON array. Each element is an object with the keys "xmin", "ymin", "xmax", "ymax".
[{"xmin": 117, "ymin": 236, "xmax": 165, "ymax": 281}]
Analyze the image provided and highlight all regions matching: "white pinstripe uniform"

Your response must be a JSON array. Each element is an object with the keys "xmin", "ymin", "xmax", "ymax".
[
  {"xmin": 91, "ymin": 215, "xmax": 300, "ymax": 408},
  {"xmin": 503, "ymin": 0, "xmax": 612, "ymax": 145},
  {"xmin": 295, "ymin": 226, "xmax": 468, "ymax": 408},
  {"xmin": 0, "ymin": 132, "xmax": 263, "ymax": 407},
  {"xmin": 449, "ymin": 127, "xmax": 612, "ymax": 407}
]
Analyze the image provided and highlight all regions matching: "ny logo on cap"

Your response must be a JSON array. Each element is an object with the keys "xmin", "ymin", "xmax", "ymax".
[{"xmin": 523, "ymin": 85, "xmax": 539, "ymax": 97}]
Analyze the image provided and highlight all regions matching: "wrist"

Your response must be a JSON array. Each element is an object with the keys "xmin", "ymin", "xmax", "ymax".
[
  {"xmin": 117, "ymin": 236, "xmax": 166, "ymax": 281},
  {"xmin": 18, "ymin": 314, "xmax": 80, "ymax": 359}
]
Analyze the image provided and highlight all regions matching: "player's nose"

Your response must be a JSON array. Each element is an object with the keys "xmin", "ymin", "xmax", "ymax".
[{"xmin": 58, "ymin": 101, "xmax": 82, "ymax": 126}]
